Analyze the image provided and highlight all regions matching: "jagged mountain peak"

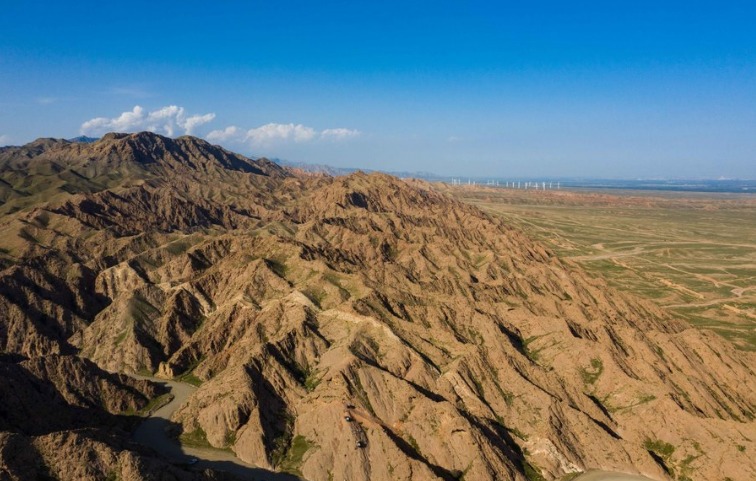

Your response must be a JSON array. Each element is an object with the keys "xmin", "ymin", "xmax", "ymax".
[
  {"xmin": 0, "ymin": 132, "xmax": 290, "ymax": 215},
  {"xmin": 88, "ymin": 131, "xmax": 284, "ymax": 176},
  {"xmin": 1, "ymin": 131, "xmax": 284, "ymax": 177}
]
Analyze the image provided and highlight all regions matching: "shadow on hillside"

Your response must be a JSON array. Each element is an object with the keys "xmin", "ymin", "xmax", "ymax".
[
  {"xmin": 0, "ymin": 356, "xmax": 301, "ymax": 481},
  {"xmin": 133, "ymin": 408, "xmax": 303, "ymax": 481},
  {"xmin": 193, "ymin": 459, "xmax": 302, "ymax": 481},
  {"xmin": 0, "ymin": 358, "xmax": 143, "ymax": 435}
]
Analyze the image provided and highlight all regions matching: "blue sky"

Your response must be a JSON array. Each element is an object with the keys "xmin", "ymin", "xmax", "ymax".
[{"xmin": 1, "ymin": 1, "xmax": 754, "ymax": 178}]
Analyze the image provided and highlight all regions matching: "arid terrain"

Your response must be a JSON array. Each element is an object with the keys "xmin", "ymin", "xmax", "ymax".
[
  {"xmin": 448, "ymin": 187, "xmax": 756, "ymax": 351},
  {"xmin": 1, "ymin": 133, "xmax": 754, "ymax": 481}
]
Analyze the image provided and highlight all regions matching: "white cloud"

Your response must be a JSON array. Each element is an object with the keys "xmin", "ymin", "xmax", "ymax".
[
  {"xmin": 321, "ymin": 128, "xmax": 360, "ymax": 140},
  {"xmin": 181, "ymin": 113, "xmax": 216, "ymax": 135},
  {"xmin": 36, "ymin": 97, "xmax": 57, "ymax": 105},
  {"xmin": 81, "ymin": 106, "xmax": 146, "ymax": 134},
  {"xmin": 0, "ymin": 134, "xmax": 11, "ymax": 145},
  {"xmin": 80, "ymin": 105, "xmax": 216, "ymax": 137},
  {"xmin": 147, "ymin": 105, "xmax": 183, "ymax": 122},
  {"xmin": 206, "ymin": 123, "xmax": 360, "ymax": 147},
  {"xmin": 245, "ymin": 123, "xmax": 317, "ymax": 145},
  {"xmin": 206, "ymin": 125, "xmax": 244, "ymax": 143}
]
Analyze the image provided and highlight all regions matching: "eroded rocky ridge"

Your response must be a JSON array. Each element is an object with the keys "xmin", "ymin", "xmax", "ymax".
[{"xmin": 1, "ymin": 132, "xmax": 754, "ymax": 481}]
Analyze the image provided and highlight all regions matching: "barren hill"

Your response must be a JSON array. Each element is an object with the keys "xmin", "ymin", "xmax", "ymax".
[{"xmin": 1, "ymin": 132, "xmax": 754, "ymax": 481}]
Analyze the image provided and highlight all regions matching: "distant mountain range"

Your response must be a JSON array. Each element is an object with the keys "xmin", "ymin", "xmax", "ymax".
[
  {"xmin": 67, "ymin": 135, "xmax": 99, "ymax": 143},
  {"xmin": 271, "ymin": 157, "xmax": 443, "ymax": 180}
]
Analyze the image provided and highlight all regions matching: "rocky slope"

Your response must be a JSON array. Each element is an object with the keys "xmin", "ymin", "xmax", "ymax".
[
  {"xmin": 1, "ymin": 132, "xmax": 754, "ymax": 481},
  {"xmin": 0, "ymin": 353, "xmax": 238, "ymax": 481}
]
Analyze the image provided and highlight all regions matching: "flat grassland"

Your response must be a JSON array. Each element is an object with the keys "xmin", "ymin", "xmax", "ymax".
[{"xmin": 448, "ymin": 185, "xmax": 756, "ymax": 351}]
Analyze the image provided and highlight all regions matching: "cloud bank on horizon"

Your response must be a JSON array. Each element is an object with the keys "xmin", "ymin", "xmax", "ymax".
[{"xmin": 80, "ymin": 105, "xmax": 360, "ymax": 149}]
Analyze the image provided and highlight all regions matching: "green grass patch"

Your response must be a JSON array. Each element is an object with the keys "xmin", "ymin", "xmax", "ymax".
[
  {"xmin": 636, "ymin": 393, "xmax": 657, "ymax": 405},
  {"xmin": 126, "ymin": 294, "xmax": 159, "ymax": 327},
  {"xmin": 322, "ymin": 271, "xmax": 353, "ymax": 299},
  {"xmin": 269, "ymin": 412, "xmax": 295, "ymax": 468},
  {"xmin": 678, "ymin": 453, "xmax": 701, "ymax": 481},
  {"xmin": 523, "ymin": 335, "xmax": 544, "ymax": 362},
  {"xmin": 279, "ymin": 435, "xmax": 316, "ymax": 476},
  {"xmin": 585, "ymin": 259, "xmax": 627, "ymax": 274},
  {"xmin": 225, "ymin": 430, "xmax": 237, "ymax": 447},
  {"xmin": 177, "ymin": 372, "xmax": 203, "ymax": 386},
  {"xmin": 304, "ymin": 368, "xmax": 321, "ymax": 392},
  {"xmin": 165, "ymin": 239, "xmax": 193, "ymax": 255},
  {"xmin": 524, "ymin": 462, "xmax": 546, "ymax": 481},
  {"xmin": 644, "ymin": 438, "xmax": 675, "ymax": 459},
  {"xmin": 302, "ymin": 287, "xmax": 326, "ymax": 308},
  {"xmin": 493, "ymin": 414, "xmax": 529, "ymax": 441},
  {"xmin": 509, "ymin": 426, "xmax": 529, "ymax": 441},
  {"xmin": 175, "ymin": 357, "xmax": 205, "ymax": 386},
  {"xmin": 489, "ymin": 370, "xmax": 515, "ymax": 406},
  {"xmin": 579, "ymin": 358, "xmax": 604, "ymax": 385},
  {"xmin": 265, "ymin": 258, "xmax": 289, "ymax": 278},
  {"xmin": 469, "ymin": 373, "xmax": 486, "ymax": 398},
  {"xmin": 113, "ymin": 330, "xmax": 129, "ymax": 347},
  {"xmin": 406, "ymin": 434, "xmax": 421, "ymax": 453},
  {"xmin": 349, "ymin": 371, "xmax": 376, "ymax": 416},
  {"xmin": 136, "ymin": 393, "xmax": 173, "ymax": 416},
  {"xmin": 180, "ymin": 426, "xmax": 211, "ymax": 448}
]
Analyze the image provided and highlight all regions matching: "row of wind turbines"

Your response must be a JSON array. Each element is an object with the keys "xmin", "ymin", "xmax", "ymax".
[{"xmin": 449, "ymin": 179, "xmax": 560, "ymax": 190}]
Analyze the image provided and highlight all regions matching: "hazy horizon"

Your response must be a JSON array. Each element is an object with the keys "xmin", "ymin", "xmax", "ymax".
[{"xmin": 2, "ymin": 1, "xmax": 755, "ymax": 179}]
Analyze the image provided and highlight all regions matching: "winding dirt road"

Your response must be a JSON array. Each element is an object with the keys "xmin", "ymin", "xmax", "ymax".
[
  {"xmin": 131, "ymin": 376, "xmax": 301, "ymax": 481},
  {"xmin": 574, "ymin": 470, "xmax": 659, "ymax": 481}
]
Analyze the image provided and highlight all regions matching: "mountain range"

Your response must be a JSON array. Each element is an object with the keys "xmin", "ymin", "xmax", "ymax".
[{"xmin": 0, "ymin": 132, "xmax": 753, "ymax": 481}]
